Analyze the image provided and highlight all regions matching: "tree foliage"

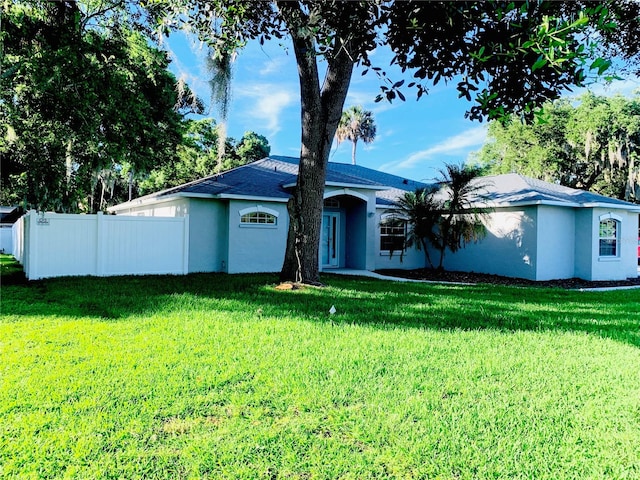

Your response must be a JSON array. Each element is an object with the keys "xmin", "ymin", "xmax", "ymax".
[
  {"xmin": 335, "ymin": 105, "xmax": 377, "ymax": 165},
  {"xmin": 383, "ymin": 2, "xmax": 640, "ymax": 121},
  {"xmin": 0, "ymin": 0, "xmax": 200, "ymax": 212},
  {"xmin": 475, "ymin": 92, "xmax": 640, "ymax": 202},
  {"xmin": 143, "ymin": 0, "xmax": 640, "ymax": 283},
  {"xmin": 139, "ymin": 119, "xmax": 270, "ymax": 194}
]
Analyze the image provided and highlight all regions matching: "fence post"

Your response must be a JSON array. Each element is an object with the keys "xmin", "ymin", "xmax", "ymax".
[
  {"xmin": 96, "ymin": 212, "xmax": 104, "ymax": 276},
  {"xmin": 182, "ymin": 215, "xmax": 190, "ymax": 274},
  {"xmin": 28, "ymin": 210, "xmax": 38, "ymax": 280}
]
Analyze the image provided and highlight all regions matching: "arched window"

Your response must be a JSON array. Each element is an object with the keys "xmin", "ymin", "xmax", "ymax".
[
  {"xmin": 240, "ymin": 212, "xmax": 277, "ymax": 225},
  {"xmin": 599, "ymin": 216, "xmax": 620, "ymax": 257},
  {"xmin": 239, "ymin": 206, "xmax": 279, "ymax": 227}
]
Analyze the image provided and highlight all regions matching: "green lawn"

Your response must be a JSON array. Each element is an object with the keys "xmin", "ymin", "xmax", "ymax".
[{"xmin": 1, "ymin": 255, "xmax": 640, "ymax": 479}]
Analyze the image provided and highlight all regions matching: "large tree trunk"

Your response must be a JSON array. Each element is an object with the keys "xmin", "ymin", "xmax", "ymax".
[{"xmin": 279, "ymin": 6, "xmax": 355, "ymax": 284}]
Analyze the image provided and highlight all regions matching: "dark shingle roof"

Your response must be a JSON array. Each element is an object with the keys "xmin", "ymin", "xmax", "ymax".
[
  {"xmin": 158, "ymin": 159, "xmax": 296, "ymax": 200},
  {"xmin": 112, "ymin": 156, "xmax": 426, "ymax": 210},
  {"xmin": 270, "ymin": 156, "xmax": 428, "ymax": 205},
  {"xmin": 110, "ymin": 157, "xmax": 639, "ymax": 212},
  {"xmin": 480, "ymin": 173, "xmax": 639, "ymax": 209}
]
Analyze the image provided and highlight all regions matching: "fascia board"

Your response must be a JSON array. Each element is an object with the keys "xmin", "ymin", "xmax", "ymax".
[
  {"xmin": 217, "ymin": 194, "xmax": 289, "ymax": 203},
  {"xmin": 107, "ymin": 194, "xmax": 185, "ymax": 212}
]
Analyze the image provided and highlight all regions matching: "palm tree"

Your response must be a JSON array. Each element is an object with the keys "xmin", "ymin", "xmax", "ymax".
[
  {"xmin": 433, "ymin": 163, "xmax": 492, "ymax": 270},
  {"xmin": 335, "ymin": 105, "xmax": 376, "ymax": 165},
  {"xmin": 388, "ymin": 186, "xmax": 441, "ymax": 268},
  {"xmin": 391, "ymin": 163, "xmax": 491, "ymax": 270}
]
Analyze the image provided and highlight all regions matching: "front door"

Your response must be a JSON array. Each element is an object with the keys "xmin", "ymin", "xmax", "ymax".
[{"xmin": 321, "ymin": 213, "xmax": 340, "ymax": 268}]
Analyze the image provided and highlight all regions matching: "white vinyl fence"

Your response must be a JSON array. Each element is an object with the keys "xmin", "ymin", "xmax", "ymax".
[
  {"xmin": 0, "ymin": 225, "xmax": 13, "ymax": 254},
  {"xmin": 13, "ymin": 211, "xmax": 189, "ymax": 280}
]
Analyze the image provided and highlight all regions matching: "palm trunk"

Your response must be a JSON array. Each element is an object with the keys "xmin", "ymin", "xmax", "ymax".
[
  {"xmin": 420, "ymin": 238, "xmax": 435, "ymax": 270},
  {"xmin": 279, "ymin": 3, "xmax": 355, "ymax": 284},
  {"xmin": 351, "ymin": 139, "xmax": 357, "ymax": 165}
]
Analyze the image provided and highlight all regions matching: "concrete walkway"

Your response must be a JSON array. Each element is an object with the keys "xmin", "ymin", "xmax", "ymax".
[
  {"xmin": 327, "ymin": 268, "xmax": 640, "ymax": 292},
  {"xmin": 326, "ymin": 268, "xmax": 474, "ymax": 285}
]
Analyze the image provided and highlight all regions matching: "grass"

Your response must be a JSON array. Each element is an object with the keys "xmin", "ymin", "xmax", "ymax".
[
  {"xmin": 0, "ymin": 254, "xmax": 25, "ymax": 281},
  {"xmin": 1, "ymin": 254, "xmax": 640, "ymax": 479}
]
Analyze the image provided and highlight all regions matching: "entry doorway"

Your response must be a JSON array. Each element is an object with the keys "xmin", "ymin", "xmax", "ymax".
[{"xmin": 321, "ymin": 212, "xmax": 340, "ymax": 268}]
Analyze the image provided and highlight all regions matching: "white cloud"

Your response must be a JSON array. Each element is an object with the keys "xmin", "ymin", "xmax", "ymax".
[
  {"xmin": 235, "ymin": 83, "xmax": 296, "ymax": 136},
  {"xmin": 259, "ymin": 57, "xmax": 289, "ymax": 76},
  {"xmin": 381, "ymin": 125, "xmax": 488, "ymax": 172}
]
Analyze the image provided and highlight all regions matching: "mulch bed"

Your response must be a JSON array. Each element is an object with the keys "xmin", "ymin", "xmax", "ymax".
[{"xmin": 376, "ymin": 268, "xmax": 640, "ymax": 290}]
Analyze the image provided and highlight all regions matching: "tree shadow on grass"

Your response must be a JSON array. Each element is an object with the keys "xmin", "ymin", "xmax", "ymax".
[{"xmin": 2, "ymin": 271, "xmax": 639, "ymax": 348}]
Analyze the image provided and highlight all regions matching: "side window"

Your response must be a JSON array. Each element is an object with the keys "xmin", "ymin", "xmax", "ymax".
[
  {"xmin": 598, "ymin": 218, "xmax": 619, "ymax": 257},
  {"xmin": 239, "ymin": 206, "xmax": 279, "ymax": 227},
  {"xmin": 380, "ymin": 216, "xmax": 406, "ymax": 252}
]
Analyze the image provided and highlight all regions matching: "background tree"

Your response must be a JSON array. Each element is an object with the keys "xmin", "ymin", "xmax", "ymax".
[
  {"xmin": 133, "ymin": 1, "xmax": 640, "ymax": 283},
  {"xmin": 474, "ymin": 92, "xmax": 640, "ymax": 202},
  {"xmin": 335, "ymin": 105, "xmax": 377, "ymax": 165},
  {"xmin": 138, "ymin": 119, "xmax": 270, "ymax": 194},
  {"xmin": 0, "ymin": 0, "xmax": 200, "ymax": 212}
]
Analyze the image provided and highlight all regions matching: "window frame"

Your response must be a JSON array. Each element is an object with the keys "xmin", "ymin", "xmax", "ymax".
[
  {"xmin": 598, "ymin": 214, "xmax": 621, "ymax": 258},
  {"xmin": 238, "ymin": 206, "xmax": 279, "ymax": 228},
  {"xmin": 379, "ymin": 215, "xmax": 407, "ymax": 254}
]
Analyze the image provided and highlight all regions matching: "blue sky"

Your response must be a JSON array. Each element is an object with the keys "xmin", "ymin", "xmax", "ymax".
[{"xmin": 166, "ymin": 31, "xmax": 639, "ymax": 183}]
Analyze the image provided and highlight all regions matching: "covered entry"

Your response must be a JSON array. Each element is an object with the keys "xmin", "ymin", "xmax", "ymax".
[{"xmin": 320, "ymin": 193, "xmax": 368, "ymax": 270}]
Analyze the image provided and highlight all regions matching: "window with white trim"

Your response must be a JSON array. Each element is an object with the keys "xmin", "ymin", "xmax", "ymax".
[
  {"xmin": 380, "ymin": 217, "xmax": 406, "ymax": 252},
  {"xmin": 599, "ymin": 218, "xmax": 619, "ymax": 257},
  {"xmin": 240, "ymin": 211, "xmax": 277, "ymax": 225}
]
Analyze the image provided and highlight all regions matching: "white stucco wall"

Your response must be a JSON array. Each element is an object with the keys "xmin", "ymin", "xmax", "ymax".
[
  {"xmin": 187, "ymin": 199, "xmax": 228, "ymax": 273},
  {"xmin": 576, "ymin": 208, "xmax": 638, "ymax": 280},
  {"xmin": 436, "ymin": 207, "xmax": 539, "ymax": 280},
  {"xmin": 573, "ymin": 209, "xmax": 594, "ymax": 280},
  {"xmin": 440, "ymin": 204, "xmax": 637, "ymax": 282},
  {"xmin": 226, "ymin": 200, "xmax": 289, "ymax": 273},
  {"xmin": 535, "ymin": 206, "xmax": 576, "ymax": 281}
]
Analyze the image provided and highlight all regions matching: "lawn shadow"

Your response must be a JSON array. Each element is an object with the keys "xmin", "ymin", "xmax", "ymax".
[{"xmin": 2, "ymin": 270, "xmax": 639, "ymax": 349}]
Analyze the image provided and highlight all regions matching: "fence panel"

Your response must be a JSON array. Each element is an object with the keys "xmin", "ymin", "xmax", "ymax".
[
  {"xmin": 0, "ymin": 225, "xmax": 13, "ymax": 254},
  {"xmin": 100, "ymin": 215, "xmax": 189, "ymax": 276},
  {"xmin": 11, "ymin": 216, "xmax": 24, "ymax": 262},
  {"xmin": 16, "ymin": 211, "xmax": 189, "ymax": 280}
]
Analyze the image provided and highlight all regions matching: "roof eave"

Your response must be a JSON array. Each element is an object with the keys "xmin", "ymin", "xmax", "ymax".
[
  {"xmin": 217, "ymin": 194, "xmax": 289, "ymax": 203},
  {"xmin": 282, "ymin": 181, "xmax": 388, "ymax": 190},
  {"xmin": 107, "ymin": 192, "xmax": 218, "ymax": 212},
  {"xmin": 487, "ymin": 199, "xmax": 640, "ymax": 211},
  {"xmin": 581, "ymin": 201, "xmax": 640, "ymax": 212},
  {"xmin": 487, "ymin": 200, "xmax": 582, "ymax": 208}
]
